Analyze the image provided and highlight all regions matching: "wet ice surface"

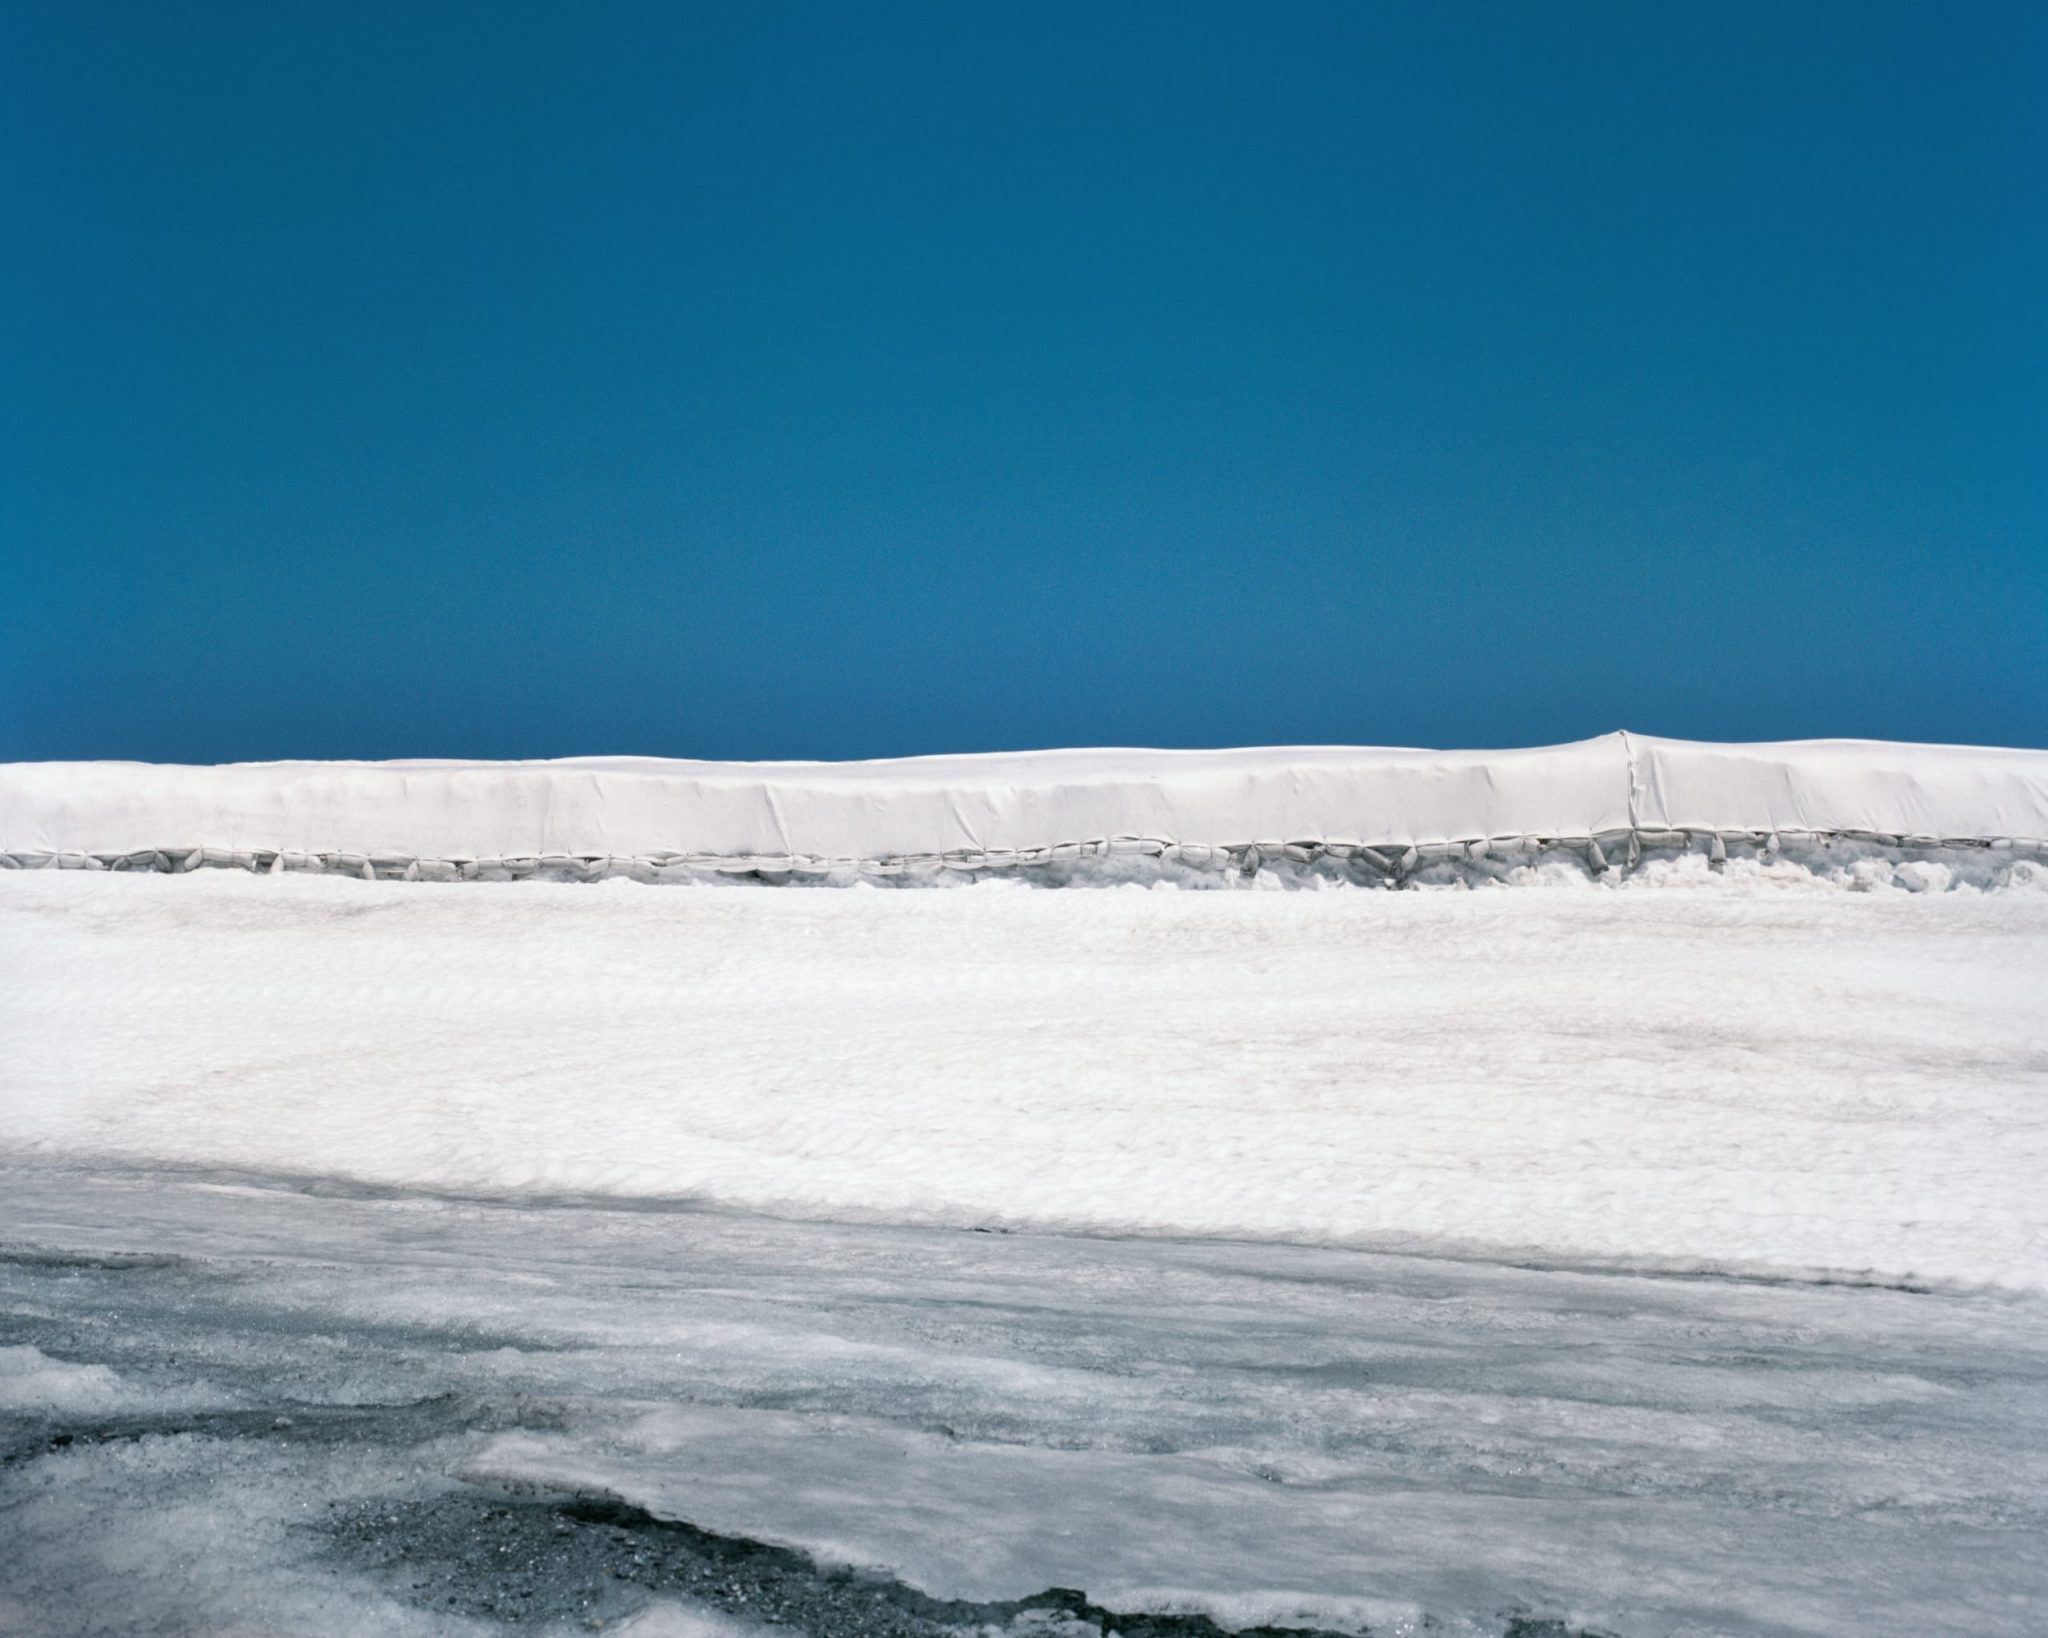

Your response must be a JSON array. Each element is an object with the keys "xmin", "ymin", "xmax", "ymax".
[{"xmin": 4, "ymin": 1166, "xmax": 2046, "ymax": 1638}]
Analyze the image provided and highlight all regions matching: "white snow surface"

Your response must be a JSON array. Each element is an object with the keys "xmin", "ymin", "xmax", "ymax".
[
  {"xmin": 5, "ymin": 852, "xmax": 2048, "ymax": 1636},
  {"xmin": 4, "ymin": 865, "xmax": 2045, "ymax": 1291},
  {"xmin": 6, "ymin": 733, "xmax": 2048, "ymax": 862}
]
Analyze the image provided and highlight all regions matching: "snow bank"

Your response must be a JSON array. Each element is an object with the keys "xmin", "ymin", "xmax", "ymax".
[{"xmin": 4, "ymin": 734, "xmax": 2044, "ymax": 881}]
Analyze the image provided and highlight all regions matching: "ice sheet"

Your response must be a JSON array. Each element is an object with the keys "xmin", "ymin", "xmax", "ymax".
[{"xmin": 3, "ymin": 1168, "xmax": 2044, "ymax": 1637}]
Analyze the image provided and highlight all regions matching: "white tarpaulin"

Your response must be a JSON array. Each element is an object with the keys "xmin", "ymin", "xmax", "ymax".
[
  {"xmin": 2, "ymin": 732, "xmax": 2045, "ymax": 862},
  {"xmin": 1630, "ymin": 735, "xmax": 2048, "ymax": 843}
]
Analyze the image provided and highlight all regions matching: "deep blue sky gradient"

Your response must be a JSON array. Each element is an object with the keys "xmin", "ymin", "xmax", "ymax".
[{"xmin": 5, "ymin": 1, "xmax": 2044, "ymax": 761}]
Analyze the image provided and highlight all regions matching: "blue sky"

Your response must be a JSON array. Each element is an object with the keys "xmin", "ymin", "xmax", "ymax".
[{"xmin": 4, "ymin": 1, "xmax": 2043, "ymax": 761}]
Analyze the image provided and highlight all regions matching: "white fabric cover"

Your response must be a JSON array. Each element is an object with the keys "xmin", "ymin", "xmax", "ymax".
[
  {"xmin": 1630, "ymin": 736, "xmax": 2048, "ymax": 842},
  {"xmin": 2, "ymin": 733, "xmax": 2044, "ymax": 860}
]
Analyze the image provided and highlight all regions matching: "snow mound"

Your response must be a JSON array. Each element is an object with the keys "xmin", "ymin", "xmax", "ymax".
[{"xmin": 0, "ymin": 1346, "xmax": 127, "ymax": 1416}]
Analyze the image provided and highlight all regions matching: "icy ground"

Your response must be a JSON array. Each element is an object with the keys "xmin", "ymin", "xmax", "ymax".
[
  {"xmin": 6, "ymin": 1167, "xmax": 2048, "ymax": 1638},
  {"xmin": 3, "ymin": 869, "xmax": 2048, "ymax": 1635}
]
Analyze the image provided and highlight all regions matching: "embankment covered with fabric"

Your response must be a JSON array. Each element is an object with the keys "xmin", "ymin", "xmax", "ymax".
[{"xmin": 5, "ymin": 732, "xmax": 2047, "ymax": 886}]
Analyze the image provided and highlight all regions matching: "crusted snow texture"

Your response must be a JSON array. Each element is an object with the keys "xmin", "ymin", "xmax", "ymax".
[
  {"xmin": 7, "ymin": 866, "xmax": 2048, "ymax": 1291},
  {"xmin": 3, "ymin": 734, "xmax": 2046, "ymax": 887}
]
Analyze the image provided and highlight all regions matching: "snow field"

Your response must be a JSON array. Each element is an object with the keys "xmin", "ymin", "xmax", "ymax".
[{"xmin": 4, "ymin": 866, "xmax": 2045, "ymax": 1290}]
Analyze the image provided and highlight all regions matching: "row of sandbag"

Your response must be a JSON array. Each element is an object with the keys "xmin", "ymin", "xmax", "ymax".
[{"xmin": 4, "ymin": 829, "xmax": 2040, "ymax": 884}]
